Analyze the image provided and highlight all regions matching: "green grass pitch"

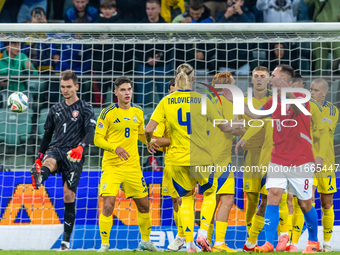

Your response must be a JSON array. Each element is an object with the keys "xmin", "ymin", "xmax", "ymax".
[{"xmin": 0, "ymin": 251, "xmax": 340, "ymax": 255}]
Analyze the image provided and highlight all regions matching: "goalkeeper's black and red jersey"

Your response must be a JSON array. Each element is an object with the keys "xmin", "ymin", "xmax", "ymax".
[{"xmin": 43, "ymin": 100, "xmax": 96, "ymax": 150}]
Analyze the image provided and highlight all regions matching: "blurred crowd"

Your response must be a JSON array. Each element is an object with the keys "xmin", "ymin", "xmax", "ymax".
[
  {"xmin": 1, "ymin": 0, "xmax": 338, "ymax": 24},
  {"xmin": 0, "ymin": 0, "xmax": 339, "ymax": 110}
]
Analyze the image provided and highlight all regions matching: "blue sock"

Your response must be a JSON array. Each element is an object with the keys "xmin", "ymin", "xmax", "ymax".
[
  {"xmin": 264, "ymin": 204, "xmax": 279, "ymax": 245},
  {"xmin": 303, "ymin": 206, "xmax": 318, "ymax": 242}
]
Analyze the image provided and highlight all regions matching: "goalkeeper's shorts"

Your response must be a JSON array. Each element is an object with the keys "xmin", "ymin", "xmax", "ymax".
[
  {"xmin": 100, "ymin": 164, "xmax": 148, "ymax": 199},
  {"xmin": 171, "ymin": 165, "xmax": 216, "ymax": 197},
  {"xmin": 162, "ymin": 164, "xmax": 178, "ymax": 198}
]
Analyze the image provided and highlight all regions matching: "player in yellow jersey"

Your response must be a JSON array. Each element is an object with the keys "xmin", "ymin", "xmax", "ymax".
[
  {"xmin": 233, "ymin": 66, "xmax": 271, "ymax": 252},
  {"xmin": 232, "ymin": 66, "xmax": 271, "ymax": 248},
  {"xmin": 152, "ymin": 79, "xmax": 194, "ymax": 251},
  {"xmin": 94, "ymin": 77, "xmax": 160, "ymax": 252},
  {"xmin": 145, "ymin": 65, "xmax": 241, "ymax": 252},
  {"xmin": 208, "ymin": 72, "xmax": 238, "ymax": 253},
  {"xmin": 310, "ymin": 78, "xmax": 339, "ymax": 252}
]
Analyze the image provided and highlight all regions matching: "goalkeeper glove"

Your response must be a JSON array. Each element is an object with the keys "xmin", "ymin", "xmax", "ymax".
[{"xmin": 67, "ymin": 143, "xmax": 85, "ymax": 163}]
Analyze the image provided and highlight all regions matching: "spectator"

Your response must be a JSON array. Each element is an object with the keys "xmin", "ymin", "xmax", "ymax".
[
  {"xmin": 243, "ymin": 0, "xmax": 263, "ymax": 22},
  {"xmin": 46, "ymin": 0, "xmax": 65, "ymax": 20},
  {"xmin": 23, "ymin": 8, "xmax": 59, "ymax": 71},
  {"xmin": 173, "ymin": 0, "xmax": 213, "ymax": 23},
  {"xmin": 262, "ymin": 43, "xmax": 291, "ymax": 72},
  {"xmin": 0, "ymin": 0, "xmax": 22, "ymax": 23},
  {"xmin": 115, "ymin": 0, "xmax": 147, "ymax": 22},
  {"xmin": 203, "ymin": 0, "xmax": 227, "ymax": 19},
  {"xmin": 141, "ymin": 0, "xmax": 165, "ymax": 23},
  {"xmin": 160, "ymin": 0, "xmax": 184, "ymax": 23},
  {"xmin": 216, "ymin": 0, "xmax": 255, "ymax": 22},
  {"xmin": 256, "ymin": 0, "xmax": 300, "ymax": 22},
  {"xmin": 0, "ymin": 42, "xmax": 38, "ymax": 92},
  {"xmin": 297, "ymin": 0, "xmax": 312, "ymax": 21},
  {"xmin": 92, "ymin": 42, "xmax": 133, "ymax": 106},
  {"xmin": 52, "ymin": 18, "xmax": 91, "ymax": 103},
  {"xmin": 175, "ymin": 43, "xmax": 216, "ymax": 74},
  {"xmin": 0, "ymin": 41, "xmax": 38, "ymax": 109},
  {"xmin": 134, "ymin": 0, "xmax": 172, "ymax": 106},
  {"xmin": 97, "ymin": 0, "xmax": 123, "ymax": 23},
  {"xmin": 305, "ymin": 0, "xmax": 340, "ymax": 74},
  {"xmin": 17, "ymin": 0, "xmax": 47, "ymax": 23},
  {"xmin": 64, "ymin": 0, "xmax": 98, "ymax": 23}
]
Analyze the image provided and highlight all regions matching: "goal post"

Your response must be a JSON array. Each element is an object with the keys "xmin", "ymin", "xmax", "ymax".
[{"xmin": 0, "ymin": 23, "xmax": 339, "ymax": 250}]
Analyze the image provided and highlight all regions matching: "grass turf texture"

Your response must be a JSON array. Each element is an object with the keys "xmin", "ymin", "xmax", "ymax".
[{"xmin": 0, "ymin": 252, "xmax": 340, "ymax": 255}]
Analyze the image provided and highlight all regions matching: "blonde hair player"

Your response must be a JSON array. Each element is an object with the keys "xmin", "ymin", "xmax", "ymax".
[
  {"xmin": 145, "ymin": 64, "xmax": 242, "ymax": 252},
  {"xmin": 310, "ymin": 78, "xmax": 338, "ymax": 252}
]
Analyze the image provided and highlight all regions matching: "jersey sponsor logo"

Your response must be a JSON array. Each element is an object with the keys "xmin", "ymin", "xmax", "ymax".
[
  {"xmin": 98, "ymin": 122, "xmax": 104, "ymax": 129},
  {"xmin": 114, "ymin": 118, "xmax": 121, "ymax": 123},
  {"xmin": 90, "ymin": 119, "xmax": 96, "ymax": 125}
]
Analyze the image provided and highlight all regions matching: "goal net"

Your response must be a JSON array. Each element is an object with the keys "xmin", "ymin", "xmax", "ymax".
[{"xmin": 0, "ymin": 23, "xmax": 339, "ymax": 250}]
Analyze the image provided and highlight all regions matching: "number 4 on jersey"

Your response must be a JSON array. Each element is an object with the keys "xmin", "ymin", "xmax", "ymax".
[{"xmin": 177, "ymin": 108, "xmax": 192, "ymax": 135}]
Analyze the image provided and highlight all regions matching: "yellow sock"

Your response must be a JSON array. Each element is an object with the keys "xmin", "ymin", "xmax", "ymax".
[
  {"xmin": 279, "ymin": 192, "xmax": 288, "ymax": 233},
  {"xmin": 99, "ymin": 213, "xmax": 113, "ymax": 245},
  {"xmin": 207, "ymin": 223, "xmax": 214, "ymax": 243},
  {"xmin": 322, "ymin": 206, "xmax": 334, "ymax": 242},
  {"xmin": 292, "ymin": 197, "xmax": 304, "ymax": 244},
  {"xmin": 288, "ymin": 214, "xmax": 293, "ymax": 241},
  {"xmin": 181, "ymin": 195, "xmax": 195, "ymax": 242},
  {"xmin": 215, "ymin": 221, "xmax": 228, "ymax": 243},
  {"xmin": 176, "ymin": 205, "xmax": 185, "ymax": 238},
  {"xmin": 137, "ymin": 211, "xmax": 151, "ymax": 241},
  {"xmin": 248, "ymin": 214, "xmax": 264, "ymax": 245},
  {"xmin": 200, "ymin": 192, "xmax": 216, "ymax": 232},
  {"xmin": 246, "ymin": 193, "xmax": 259, "ymax": 233}
]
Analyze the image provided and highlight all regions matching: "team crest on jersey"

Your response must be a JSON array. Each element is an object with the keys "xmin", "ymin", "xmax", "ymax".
[
  {"xmin": 98, "ymin": 122, "xmax": 104, "ymax": 129},
  {"xmin": 72, "ymin": 110, "xmax": 79, "ymax": 121},
  {"xmin": 124, "ymin": 117, "xmax": 131, "ymax": 121},
  {"xmin": 133, "ymin": 116, "xmax": 137, "ymax": 123}
]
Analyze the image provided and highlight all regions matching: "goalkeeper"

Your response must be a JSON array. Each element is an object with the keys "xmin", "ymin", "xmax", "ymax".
[{"xmin": 30, "ymin": 72, "xmax": 96, "ymax": 251}]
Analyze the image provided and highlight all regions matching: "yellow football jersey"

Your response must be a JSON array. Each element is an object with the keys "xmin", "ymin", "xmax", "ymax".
[
  {"xmin": 239, "ymin": 89, "xmax": 272, "ymax": 150},
  {"xmin": 151, "ymin": 90, "xmax": 221, "ymax": 166},
  {"xmin": 95, "ymin": 103, "xmax": 145, "ymax": 168},
  {"xmin": 153, "ymin": 120, "xmax": 171, "ymax": 165},
  {"xmin": 320, "ymin": 101, "xmax": 339, "ymax": 169},
  {"xmin": 309, "ymin": 99, "xmax": 328, "ymax": 158},
  {"xmin": 209, "ymin": 96, "xmax": 234, "ymax": 164}
]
